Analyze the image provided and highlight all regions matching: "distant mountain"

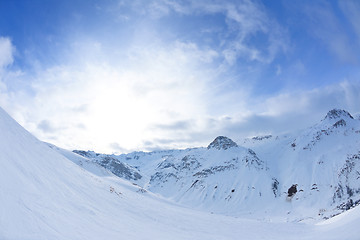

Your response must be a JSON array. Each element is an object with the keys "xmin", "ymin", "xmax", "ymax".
[{"xmin": 74, "ymin": 109, "xmax": 360, "ymax": 220}]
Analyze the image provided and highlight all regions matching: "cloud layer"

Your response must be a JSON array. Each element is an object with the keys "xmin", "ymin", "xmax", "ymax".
[{"xmin": 1, "ymin": 0, "xmax": 360, "ymax": 153}]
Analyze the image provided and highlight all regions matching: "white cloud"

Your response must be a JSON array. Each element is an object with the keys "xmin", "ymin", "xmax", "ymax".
[
  {"xmin": 304, "ymin": 2, "xmax": 357, "ymax": 64},
  {"xmin": 0, "ymin": 37, "xmax": 14, "ymax": 69},
  {"xmin": 124, "ymin": 0, "xmax": 288, "ymax": 65},
  {"xmin": 0, "ymin": 37, "xmax": 15, "ymax": 111},
  {"xmin": 217, "ymin": 1, "xmax": 288, "ymax": 64},
  {"xmin": 225, "ymin": 80, "xmax": 360, "ymax": 138},
  {"xmin": 3, "ymin": 38, "xmax": 223, "ymax": 153},
  {"xmin": 3, "ymin": 35, "xmax": 360, "ymax": 153},
  {"xmin": 339, "ymin": 0, "xmax": 360, "ymax": 43}
]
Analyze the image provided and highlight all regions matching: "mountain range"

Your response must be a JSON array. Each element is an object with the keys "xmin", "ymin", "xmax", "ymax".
[{"xmin": 70, "ymin": 109, "xmax": 360, "ymax": 221}]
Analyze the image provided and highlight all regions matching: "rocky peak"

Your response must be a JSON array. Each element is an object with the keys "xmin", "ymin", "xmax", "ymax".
[
  {"xmin": 324, "ymin": 109, "xmax": 353, "ymax": 121},
  {"xmin": 207, "ymin": 136, "xmax": 238, "ymax": 150}
]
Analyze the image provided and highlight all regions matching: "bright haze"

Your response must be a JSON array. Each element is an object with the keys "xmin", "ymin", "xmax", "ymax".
[{"xmin": 0, "ymin": 0, "xmax": 360, "ymax": 153}]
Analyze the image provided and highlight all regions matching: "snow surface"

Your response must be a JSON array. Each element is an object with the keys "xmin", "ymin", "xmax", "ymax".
[{"xmin": 1, "ymin": 106, "xmax": 360, "ymax": 240}]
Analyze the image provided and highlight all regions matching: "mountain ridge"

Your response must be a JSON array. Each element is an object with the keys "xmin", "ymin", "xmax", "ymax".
[{"xmin": 72, "ymin": 108, "xmax": 360, "ymax": 220}]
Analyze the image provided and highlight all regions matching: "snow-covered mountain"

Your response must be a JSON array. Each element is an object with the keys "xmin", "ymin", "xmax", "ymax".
[
  {"xmin": 1, "ymin": 105, "xmax": 360, "ymax": 239},
  {"xmin": 74, "ymin": 109, "xmax": 360, "ymax": 220},
  {"xmin": 146, "ymin": 136, "xmax": 272, "ymax": 214},
  {"xmin": 241, "ymin": 109, "xmax": 360, "ymax": 218},
  {"xmin": 73, "ymin": 136, "xmax": 273, "ymax": 215}
]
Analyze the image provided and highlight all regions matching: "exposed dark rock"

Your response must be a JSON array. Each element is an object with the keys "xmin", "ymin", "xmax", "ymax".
[
  {"xmin": 189, "ymin": 180, "xmax": 199, "ymax": 189},
  {"xmin": 107, "ymin": 159, "xmax": 142, "ymax": 180},
  {"xmin": 150, "ymin": 172, "xmax": 178, "ymax": 184},
  {"xmin": 252, "ymin": 135, "xmax": 272, "ymax": 141},
  {"xmin": 243, "ymin": 149, "xmax": 265, "ymax": 170},
  {"xmin": 303, "ymin": 129, "xmax": 331, "ymax": 150},
  {"xmin": 288, "ymin": 184, "xmax": 297, "ymax": 197},
  {"xmin": 333, "ymin": 119, "xmax": 347, "ymax": 128},
  {"xmin": 325, "ymin": 109, "xmax": 353, "ymax": 120},
  {"xmin": 337, "ymin": 198, "xmax": 360, "ymax": 211},
  {"xmin": 73, "ymin": 150, "xmax": 142, "ymax": 181},
  {"xmin": 73, "ymin": 150, "xmax": 93, "ymax": 158},
  {"xmin": 180, "ymin": 155, "xmax": 201, "ymax": 170},
  {"xmin": 157, "ymin": 157, "xmax": 178, "ymax": 170},
  {"xmin": 157, "ymin": 155, "xmax": 201, "ymax": 172},
  {"xmin": 193, "ymin": 164, "xmax": 236, "ymax": 178},
  {"xmin": 207, "ymin": 136, "xmax": 238, "ymax": 150},
  {"xmin": 333, "ymin": 153, "xmax": 360, "ymax": 202},
  {"xmin": 272, "ymin": 178, "xmax": 280, "ymax": 197}
]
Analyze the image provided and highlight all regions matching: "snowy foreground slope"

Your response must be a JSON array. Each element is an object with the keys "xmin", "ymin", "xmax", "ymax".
[{"xmin": 1, "ymin": 107, "xmax": 360, "ymax": 240}]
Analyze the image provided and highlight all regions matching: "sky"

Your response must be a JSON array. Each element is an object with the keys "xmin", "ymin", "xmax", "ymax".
[{"xmin": 1, "ymin": 0, "xmax": 360, "ymax": 153}]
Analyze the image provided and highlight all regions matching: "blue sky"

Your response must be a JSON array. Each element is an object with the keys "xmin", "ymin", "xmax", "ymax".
[{"xmin": 1, "ymin": 0, "xmax": 360, "ymax": 153}]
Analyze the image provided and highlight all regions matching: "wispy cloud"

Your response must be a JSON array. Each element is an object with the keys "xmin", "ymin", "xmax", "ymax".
[
  {"xmin": 218, "ymin": 1, "xmax": 288, "ymax": 64},
  {"xmin": 339, "ymin": 0, "xmax": 360, "ymax": 43},
  {"xmin": 123, "ymin": 0, "xmax": 288, "ymax": 65},
  {"xmin": 1, "ymin": 37, "xmax": 222, "ymax": 152},
  {"xmin": 0, "ymin": 37, "xmax": 16, "ymax": 113},
  {"xmin": 0, "ymin": 37, "xmax": 14, "ymax": 69},
  {"xmin": 304, "ymin": 1, "xmax": 358, "ymax": 64}
]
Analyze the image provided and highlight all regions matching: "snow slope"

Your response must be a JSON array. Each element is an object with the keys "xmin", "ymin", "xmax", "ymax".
[{"xmin": 1, "ymin": 106, "xmax": 360, "ymax": 239}]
